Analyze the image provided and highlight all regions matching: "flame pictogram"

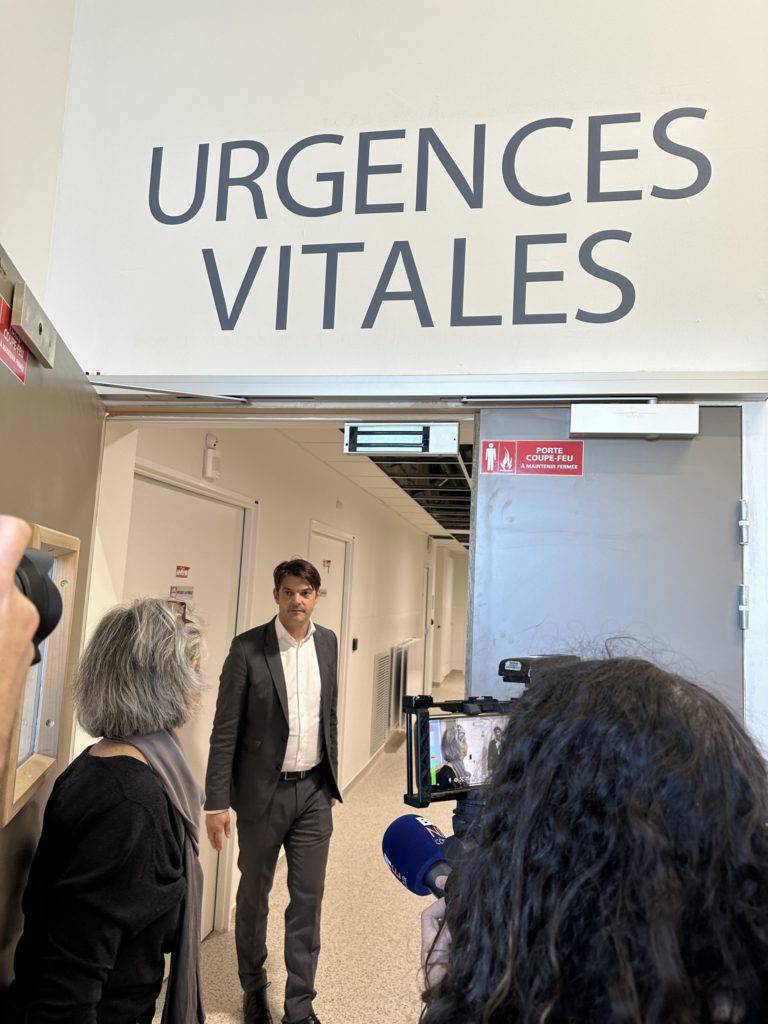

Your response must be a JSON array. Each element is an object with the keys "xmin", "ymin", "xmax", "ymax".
[{"xmin": 500, "ymin": 449, "xmax": 514, "ymax": 470}]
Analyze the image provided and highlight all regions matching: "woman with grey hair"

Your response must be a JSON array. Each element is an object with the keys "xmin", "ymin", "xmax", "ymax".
[
  {"xmin": 435, "ymin": 721, "xmax": 471, "ymax": 790},
  {"xmin": 8, "ymin": 598, "xmax": 206, "ymax": 1024}
]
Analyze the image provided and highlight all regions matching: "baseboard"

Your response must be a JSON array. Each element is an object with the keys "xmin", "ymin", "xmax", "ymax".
[{"xmin": 341, "ymin": 743, "xmax": 387, "ymax": 797}]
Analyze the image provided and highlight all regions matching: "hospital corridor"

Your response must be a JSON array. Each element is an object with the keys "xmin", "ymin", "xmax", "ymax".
[
  {"xmin": 157, "ymin": 674, "xmax": 465, "ymax": 1024},
  {"xmin": 3, "ymin": 4, "xmax": 768, "ymax": 1022}
]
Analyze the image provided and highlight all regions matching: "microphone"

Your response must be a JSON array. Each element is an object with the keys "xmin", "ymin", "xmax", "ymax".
[{"xmin": 382, "ymin": 814, "xmax": 451, "ymax": 896}]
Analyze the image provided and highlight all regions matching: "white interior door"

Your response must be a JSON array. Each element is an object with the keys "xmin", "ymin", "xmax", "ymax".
[
  {"xmin": 122, "ymin": 476, "xmax": 245, "ymax": 938},
  {"xmin": 439, "ymin": 554, "xmax": 455, "ymax": 682},
  {"xmin": 308, "ymin": 526, "xmax": 352, "ymax": 777},
  {"xmin": 422, "ymin": 565, "xmax": 432, "ymax": 693},
  {"xmin": 308, "ymin": 531, "xmax": 348, "ymax": 639}
]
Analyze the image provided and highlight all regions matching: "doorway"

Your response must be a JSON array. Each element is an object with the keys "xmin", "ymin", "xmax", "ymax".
[
  {"xmin": 122, "ymin": 469, "xmax": 255, "ymax": 938},
  {"xmin": 421, "ymin": 564, "xmax": 432, "ymax": 692},
  {"xmin": 308, "ymin": 520, "xmax": 354, "ymax": 780}
]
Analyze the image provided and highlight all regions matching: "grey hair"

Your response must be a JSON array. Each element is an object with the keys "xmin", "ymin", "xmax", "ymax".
[
  {"xmin": 441, "ymin": 721, "xmax": 467, "ymax": 763},
  {"xmin": 74, "ymin": 598, "xmax": 205, "ymax": 737}
]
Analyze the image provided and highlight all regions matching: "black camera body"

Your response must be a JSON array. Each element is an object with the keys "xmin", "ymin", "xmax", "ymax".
[{"xmin": 14, "ymin": 549, "xmax": 63, "ymax": 664}]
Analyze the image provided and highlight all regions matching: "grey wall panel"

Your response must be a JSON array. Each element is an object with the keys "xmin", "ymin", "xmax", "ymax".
[
  {"xmin": 469, "ymin": 407, "xmax": 743, "ymax": 711},
  {"xmin": 0, "ymin": 265, "xmax": 104, "ymax": 988}
]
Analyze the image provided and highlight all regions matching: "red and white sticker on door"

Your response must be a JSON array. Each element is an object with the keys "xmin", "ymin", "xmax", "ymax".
[
  {"xmin": 0, "ymin": 297, "xmax": 29, "ymax": 384},
  {"xmin": 175, "ymin": 565, "xmax": 190, "ymax": 578},
  {"xmin": 481, "ymin": 440, "xmax": 584, "ymax": 477},
  {"xmin": 481, "ymin": 440, "xmax": 517, "ymax": 474}
]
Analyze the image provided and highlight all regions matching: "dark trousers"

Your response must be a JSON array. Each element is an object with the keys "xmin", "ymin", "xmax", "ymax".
[{"xmin": 236, "ymin": 770, "xmax": 334, "ymax": 1023}]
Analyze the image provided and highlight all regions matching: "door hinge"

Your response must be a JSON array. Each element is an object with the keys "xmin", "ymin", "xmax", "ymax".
[
  {"xmin": 738, "ymin": 500, "xmax": 749, "ymax": 545},
  {"xmin": 738, "ymin": 585, "xmax": 750, "ymax": 630}
]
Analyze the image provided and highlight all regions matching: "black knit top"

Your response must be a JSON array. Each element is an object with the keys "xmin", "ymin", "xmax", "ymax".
[{"xmin": 8, "ymin": 751, "xmax": 186, "ymax": 1024}]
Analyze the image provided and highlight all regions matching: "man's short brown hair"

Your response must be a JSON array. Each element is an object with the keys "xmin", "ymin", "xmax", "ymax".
[{"xmin": 273, "ymin": 558, "xmax": 321, "ymax": 592}]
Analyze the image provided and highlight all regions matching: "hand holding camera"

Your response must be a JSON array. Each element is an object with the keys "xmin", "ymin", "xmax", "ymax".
[
  {"xmin": 0, "ymin": 515, "xmax": 65, "ymax": 764},
  {"xmin": 0, "ymin": 517, "xmax": 40, "ymax": 758}
]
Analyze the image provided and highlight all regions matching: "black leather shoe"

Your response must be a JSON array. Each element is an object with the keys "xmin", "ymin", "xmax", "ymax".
[{"xmin": 243, "ymin": 986, "xmax": 273, "ymax": 1024}]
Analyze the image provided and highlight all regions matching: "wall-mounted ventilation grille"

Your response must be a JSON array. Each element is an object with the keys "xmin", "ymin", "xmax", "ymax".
[{"xmin": 370, "ymin": 651, "xmax": 392, "ymax": 756}]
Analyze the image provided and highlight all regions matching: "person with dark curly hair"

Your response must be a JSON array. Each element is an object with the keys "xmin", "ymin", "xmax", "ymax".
[{"xmin": 420, "ymin": 658, "xmax": 768, "ymax": 1024}]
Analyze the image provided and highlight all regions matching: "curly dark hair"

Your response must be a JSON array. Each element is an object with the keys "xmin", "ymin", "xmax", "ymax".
[{"xmin": 422, "ymin": 658, "xmax": 768, "ymax": 1024}]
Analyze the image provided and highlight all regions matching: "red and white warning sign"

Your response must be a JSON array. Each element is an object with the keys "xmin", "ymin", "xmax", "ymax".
[
  {"xmin": 175, "ymin": 564, "xmax": 190, "ymax": 578},
  {"xmin": 516, "ymin": 440, "xmax": 584, "ymax": 475},
  {"xmin": 481, "ymin": 440, "xmax": 584, "ymax": 477},
  {"xmin": 0, "ymin": 297, "xmax": 29, "ymax": 384},
  {"xmin": 481, "ymin": 440, "xmax": 516, "ymax": 474}
]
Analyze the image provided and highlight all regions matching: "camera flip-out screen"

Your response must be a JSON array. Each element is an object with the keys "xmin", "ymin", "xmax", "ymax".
[
  {"xmin": 428, "ymin": 714, "xmax": 509, "ymax": 793},
  {"xmin": 404, "ymin": 696, "xmax": 516, "ymax": 808},
  {"xmin": 403, "ymin": 657, "xmax": 580, "ymax": 808}
]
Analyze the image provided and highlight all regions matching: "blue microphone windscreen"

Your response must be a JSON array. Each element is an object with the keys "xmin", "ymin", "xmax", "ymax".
[{"xmin": 382, "ymin": 814, "xmax": 446, "ymax": 895}]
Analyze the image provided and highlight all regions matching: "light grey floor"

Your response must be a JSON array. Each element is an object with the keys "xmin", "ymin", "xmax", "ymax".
[{"xmin": 156, "ymin": 671, "xmax": 465, "ymax": 1023}]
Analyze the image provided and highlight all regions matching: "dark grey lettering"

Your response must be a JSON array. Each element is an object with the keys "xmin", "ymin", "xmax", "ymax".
[
  {"xmin": 512, "ymin": 234, "xmax": 567, "ymax": 325},
  {"xmin": 415, "ymin": 124, "xmax": 486, "ymax": 211},
  {"xmin": 276, "ymin": 134, "xmax": 344, "ymax": 217},
  {"xmin": 450, "ymin": 238, "xmax": 502, "ymax": 326},
  {"xmin": 149, "ymin": 144, "xmax": 209, "ymax": 225},
  {"xmin": 355, "ymin": 130, "xmax": 406, "ymax": 214},
  {"xmin": 502, "ymin": 118, "xmax": 573, "ymax": 205},
  {"xmin": 361, "ymin": 241, "xmax": 433, "ymax": 328},
  {"xmin": 651, "ymin": 107, "xmax": 712, "ymax": 199},
  {"xmin": 576, "ymin": 230, "xmax": 635, "ymax": 323},
  {"xmin": 275, "ymin": 245, "xmax": 291, "ymax": 330},
  {"xmin": 302, "ymin": 242, "xmax": 365, "ymax": 328},
  {"xmin": 203, "ymin": 246, "xmax": 266, "ymax": 331},
  {"xmin": 216, "ymin": 141, "xmax": 269, "ymax": 221},
  {"xmin": 587, "ymin": 113, "xmax": 642, "ymax": 202}
]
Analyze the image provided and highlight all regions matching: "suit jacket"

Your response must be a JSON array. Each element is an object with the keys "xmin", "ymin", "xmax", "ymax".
[
  {"xmin": 204, "ymin": 617, "xmax": 342, "ymax": 820},
  {"xmin": 487, "ymin": 740, "xmax": 502, "ymax": 774}
]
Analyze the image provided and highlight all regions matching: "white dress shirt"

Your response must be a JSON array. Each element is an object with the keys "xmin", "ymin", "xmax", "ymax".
[
  {"xmin": 276, "ymin": 616, "xmax": 323, "ymax": 772},
  {"xmin": 206, "ymin": 617, "xmax": 324, "ymax": 813}
]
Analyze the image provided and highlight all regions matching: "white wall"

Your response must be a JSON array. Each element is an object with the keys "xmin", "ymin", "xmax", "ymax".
[
  {"xmin": 451, "ymin": 550, "xmax": 468, "ymax": 672},
  {"xmin": 81, "ymin": 421, "xmax": 428, "ymax": 787},
  {"xmin": 70, "ymin": 424, "xmax": 138, "ymax": 758},
  {"xmin": 0, "ymin": 0, "xmax": 75, "ymax": 296}
]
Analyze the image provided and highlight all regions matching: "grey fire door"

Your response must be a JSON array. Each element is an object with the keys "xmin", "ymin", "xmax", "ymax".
[{"xmin": 468, "ymin": 406, "xmax": 743, "ymax": 712}]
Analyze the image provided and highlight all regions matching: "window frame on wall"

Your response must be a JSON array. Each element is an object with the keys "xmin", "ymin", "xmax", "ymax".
[{"xmin": 0, "ymin": 525, "xmax": 80, "ymax": 827}]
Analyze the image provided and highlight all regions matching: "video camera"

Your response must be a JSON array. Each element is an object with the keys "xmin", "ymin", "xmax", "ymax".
[
  {"xmin": 404, "ymin": 655, "xmax": 580, "ymax": 842},
  {"xmin": 14, "ymin": 549, "xmax": 63, "ymax": 664},
  {"xmin": 383, "ymin": 655, "xmax": 580, "ymax": 897}
]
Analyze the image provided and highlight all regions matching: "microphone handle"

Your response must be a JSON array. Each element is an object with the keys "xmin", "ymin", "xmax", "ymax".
[{"xmin": 423, "ymin": 860, "xmax": 451, "ymax": 897}]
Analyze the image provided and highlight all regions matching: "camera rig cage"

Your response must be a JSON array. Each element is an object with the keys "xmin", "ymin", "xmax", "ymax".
[{"xmin": 402, "ymin": 655, "xmax": 580, "ymax": 809}]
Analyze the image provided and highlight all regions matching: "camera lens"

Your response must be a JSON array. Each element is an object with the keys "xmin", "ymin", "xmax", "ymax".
[{"xmin": 14, "ymin": 550, "xmax": 63, "ymax": 664}]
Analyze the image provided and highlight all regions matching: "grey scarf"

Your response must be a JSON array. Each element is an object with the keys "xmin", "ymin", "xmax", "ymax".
[
  {"xmin": 449, "ymin": 759, "xmax": 471, "ymax": 786},
  {"xmin": 121, "ymin": 729, "xmax": 206, "ymax": 1024}
]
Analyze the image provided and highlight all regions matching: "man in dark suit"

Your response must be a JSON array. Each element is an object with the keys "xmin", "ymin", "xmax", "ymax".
[
  {"xmin": 204, "ymin": 558, "xmax": 342, "ymax": 1024},
  {"xmin": 486, "ymin": 725, "xmax": 503, "ymax": 776}
]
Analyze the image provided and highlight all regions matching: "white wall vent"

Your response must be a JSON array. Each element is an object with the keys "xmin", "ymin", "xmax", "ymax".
[{"xmin": 370, "ymin": 651, "xmax": 393, "ymax": 756}]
